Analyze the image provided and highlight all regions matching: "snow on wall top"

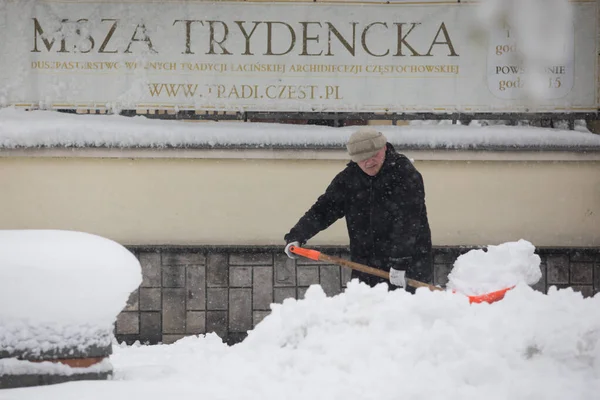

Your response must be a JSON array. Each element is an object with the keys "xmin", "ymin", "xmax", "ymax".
[{"xmin": 1, "ymin": 108, "xmax": 599, "ymax": 151}]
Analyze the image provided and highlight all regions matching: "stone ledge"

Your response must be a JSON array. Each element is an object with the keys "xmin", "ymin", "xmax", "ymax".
[
  {"xmin": 115, "ymin": 246, "xmax": 600, "ymax": 346},
  {"xmin": 3, "ymin": 147, "xmax": 600, "ymax": 162}
]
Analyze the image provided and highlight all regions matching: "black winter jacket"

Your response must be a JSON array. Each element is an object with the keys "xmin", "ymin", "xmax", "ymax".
[{"xmin": 284, "ymin": 143, "xmax": 433, "ymax": 288}]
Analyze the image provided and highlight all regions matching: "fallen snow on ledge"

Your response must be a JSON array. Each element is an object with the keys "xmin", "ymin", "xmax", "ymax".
[{"xmin": 1, "ymin": 108, "xmax": 599, "ymax": 150}]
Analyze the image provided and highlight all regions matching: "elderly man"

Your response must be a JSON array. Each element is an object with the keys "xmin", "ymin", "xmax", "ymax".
[{"xmin": 283, "ymin": 127, "xmax": 433, "ymax": 291}]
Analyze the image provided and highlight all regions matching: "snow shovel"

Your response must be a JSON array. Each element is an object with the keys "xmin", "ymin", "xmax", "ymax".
[{"xmin": 289, "ymin": 245, "xmax": 512, "ymax": 304}]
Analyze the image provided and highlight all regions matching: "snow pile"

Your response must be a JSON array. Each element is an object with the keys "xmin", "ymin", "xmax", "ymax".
[
  {"xmin": 447, "ymin": 239, "xmax": 542, "ymax": 295},
  {"xmin": 1, "ymin": 237, "xmax": 598, "ymax": 399},
  {"xmin": 1, "ymin": 108, "xmax": 599, "ymax": 150},
  {"xmin": 0, "ymin": 230, "xmax": 141, "ymax": 359},
  {"xmin": 4, "ymin": 282, "xmax": 600, "ymax": 399}
]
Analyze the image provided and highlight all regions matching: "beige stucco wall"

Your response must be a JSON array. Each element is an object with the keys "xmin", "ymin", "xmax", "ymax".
[{"xmin": 1, "ymin": 150, "xmax": 599, "ymax": 247}]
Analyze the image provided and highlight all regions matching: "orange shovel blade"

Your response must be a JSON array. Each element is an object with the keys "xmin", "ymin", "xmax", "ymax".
[{"xmin": 466, "ymin": 286, "xmax": 514, "ymax": 304}]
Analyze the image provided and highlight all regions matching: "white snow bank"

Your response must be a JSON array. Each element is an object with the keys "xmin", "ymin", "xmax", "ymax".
[
  {"xmin": 0, "ymin": 230, "xmax": 141, "ymax": 357},
  {"xmin": 3, "ymin": 282, "xmax": 600, "ymax": 400},
  {"xmin": 1, "ymin": 108, "xmax": 599, "ymax": 150},
  {"xmin": 0, "ymin": 230, "xmax": 141, "ymax": 325},
  {"xmin": 447, "ymin": 239, "xmax": 542, "ymax": 295}
]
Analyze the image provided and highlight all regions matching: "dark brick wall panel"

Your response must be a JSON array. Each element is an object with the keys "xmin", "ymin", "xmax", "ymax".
[{"xmin": 115, "ymin": 246, "xmax": 600, "ymax": 346}]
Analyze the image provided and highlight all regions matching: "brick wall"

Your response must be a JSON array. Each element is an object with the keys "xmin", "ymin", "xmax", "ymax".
[{"xmin": 115, "ymin": 246, "xmax": 600, "ymax": 345}]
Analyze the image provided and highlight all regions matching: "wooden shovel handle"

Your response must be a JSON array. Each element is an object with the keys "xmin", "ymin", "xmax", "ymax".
[
  {"xmin": 290, "ymin": 246, "xmax": 442, "ymax": 292},
  {"xmin": 289, "ymin": 246, "xmax": 515, "ymax": 304},
  {"xmin": 405, "ymin": 278, "xmax": 443, "ymax": 291},
  {"xmin": 319, "ymin": 253, "xmax": 388, "ymax": 278}
]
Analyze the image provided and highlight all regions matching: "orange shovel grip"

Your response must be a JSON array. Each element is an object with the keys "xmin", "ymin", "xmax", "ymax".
[{"xmin": 289, "ymin": 245, "xmax": 321, "ymax": 261}]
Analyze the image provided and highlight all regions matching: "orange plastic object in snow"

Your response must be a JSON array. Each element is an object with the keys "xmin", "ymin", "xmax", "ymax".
[
  {"xmin": 464, "ymin": 286, "xmax": 513, "ymax": 304},
  {"xmin": 289, "ymin": 245, "xmax": 512, "ymax": 304}
]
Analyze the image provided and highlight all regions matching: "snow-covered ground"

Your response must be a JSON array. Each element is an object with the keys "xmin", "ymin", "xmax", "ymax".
[
  {"xmin": 2, "ymin": 283, "xmax": 599, "ymax": 400},
  {"xmin": 1, "ymin": 235, "xmax": 599, "ymax": 399},
  {"xmin": 1, "ymin": 107, "xmax": 599, "ymax": 150}
]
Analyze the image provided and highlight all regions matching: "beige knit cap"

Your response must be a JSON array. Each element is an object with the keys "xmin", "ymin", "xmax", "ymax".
[{"xmin": 346, "ymin": 127, "xmax": 387, "ymax": 162}]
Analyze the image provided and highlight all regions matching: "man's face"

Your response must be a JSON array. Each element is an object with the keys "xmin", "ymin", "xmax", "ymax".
[{"xmin": 357, "ymin": 147, "xmax": 386, "ymax": 176}]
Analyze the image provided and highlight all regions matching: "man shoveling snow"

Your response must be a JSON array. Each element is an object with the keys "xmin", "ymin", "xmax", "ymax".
[{"xmin": 284, "ymin": 127, "xmax": 433, "ymax": 293}]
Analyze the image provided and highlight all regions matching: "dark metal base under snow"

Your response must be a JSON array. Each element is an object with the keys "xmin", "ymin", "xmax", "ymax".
[{"xmin": 0, "ymin": 371, "xmax": 111, "ymax": 389}]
